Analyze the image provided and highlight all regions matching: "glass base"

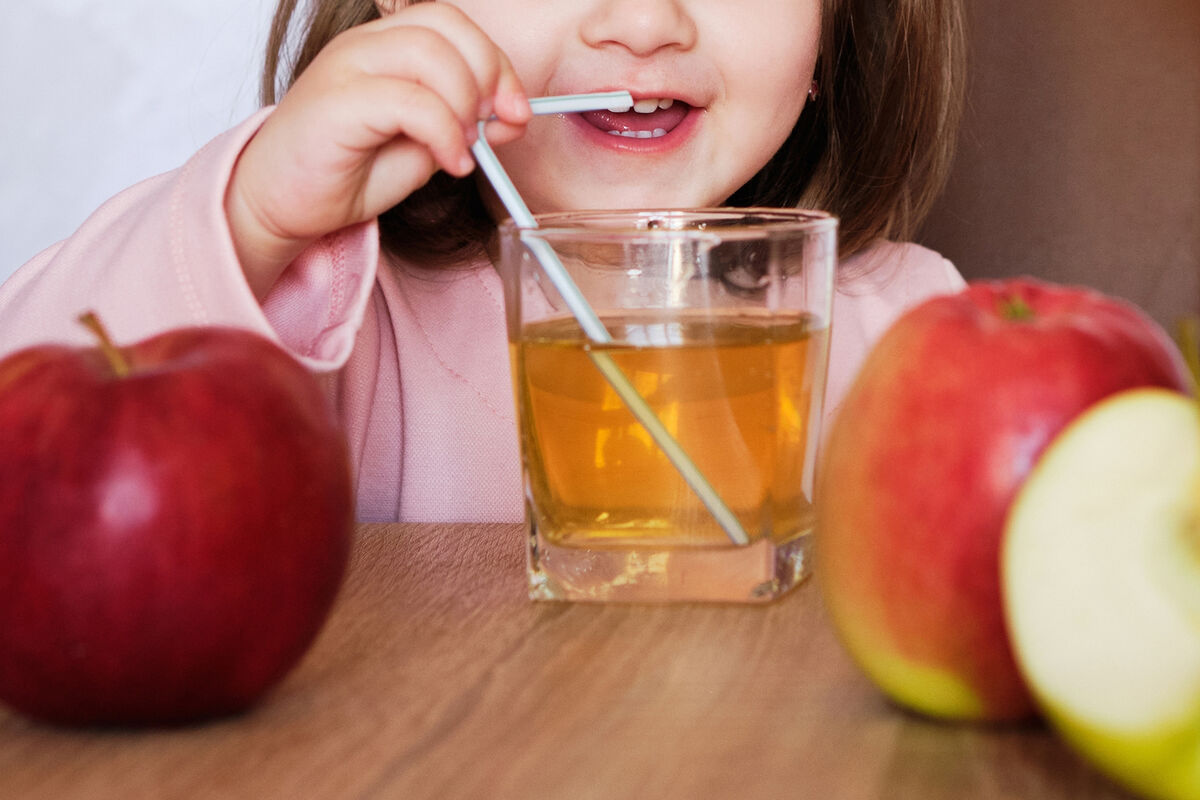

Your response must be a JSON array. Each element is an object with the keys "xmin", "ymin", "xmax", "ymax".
[{"xmin": 527, "ymin": 522, "xmax": 813, "ymax": 604}]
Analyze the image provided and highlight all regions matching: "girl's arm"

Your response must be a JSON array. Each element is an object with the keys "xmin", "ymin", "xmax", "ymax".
[
  {"xmin": 0, "ymin": 111, "xmax": 375, "ymax": 372},
  {"xmin": 0, "ymin": 4, "xmax": 529, "ymax": 364}
]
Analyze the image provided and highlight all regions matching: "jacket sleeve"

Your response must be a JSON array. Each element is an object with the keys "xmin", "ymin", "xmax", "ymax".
[{"xmin": 0, "ymin": 108, "xmax": 379, "ymax": 373}]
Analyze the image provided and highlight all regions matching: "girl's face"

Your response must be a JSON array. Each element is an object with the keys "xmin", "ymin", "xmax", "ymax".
[{"xmin": 439, "ymin": 0, "xmax": 821, "ymax": 213}]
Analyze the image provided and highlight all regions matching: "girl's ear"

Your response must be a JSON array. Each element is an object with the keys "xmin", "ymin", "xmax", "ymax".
[{"xmin": 374, "ymin": 0, "xmax": 398, "ymax": 15}]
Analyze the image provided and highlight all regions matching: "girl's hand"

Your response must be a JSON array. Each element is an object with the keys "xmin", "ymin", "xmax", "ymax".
[{"xmin": 225, "ymin": 4, "xmax": 531, "ymax": 299}]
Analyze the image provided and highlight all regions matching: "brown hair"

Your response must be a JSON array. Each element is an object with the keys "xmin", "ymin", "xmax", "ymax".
[{"xmin": 262, "ymin": 0, "xmax": 966, "ymax": 263}]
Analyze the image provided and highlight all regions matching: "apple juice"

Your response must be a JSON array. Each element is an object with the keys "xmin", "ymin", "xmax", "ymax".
[{"xmin": 511, "ymin": 310, "xmax": 827, "ymax": 600}]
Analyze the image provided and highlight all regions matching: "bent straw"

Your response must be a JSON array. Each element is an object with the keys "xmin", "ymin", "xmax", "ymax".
[{"xmin": 471, "ymin": 99, "xmax": 751, "ymax": 547}]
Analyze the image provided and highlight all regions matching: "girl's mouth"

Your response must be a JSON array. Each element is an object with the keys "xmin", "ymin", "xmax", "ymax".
[{"xmin": 578, "ymin": 98, "xmax": 693, "ymax": 139}]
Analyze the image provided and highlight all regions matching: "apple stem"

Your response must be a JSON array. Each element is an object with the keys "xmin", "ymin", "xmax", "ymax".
[
  {"xmin": 78, "ymin": 311, "xmax": 131, "ymax": 378},
  {"xmin": 999, "ymin": 294, "xmax": 1036, "ymax": 321}
]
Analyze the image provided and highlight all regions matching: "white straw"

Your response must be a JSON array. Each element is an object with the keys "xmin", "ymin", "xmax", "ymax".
[
  {"xmin": 470, "ymin": 124, "xmax": 609, "ymax": 341},
  {"xmin": 492, "ymin": 91, "xmax": 634, "ymax": 120},
  {"xmin": 529, "ymin": 91, "xmax": 634, "ymax": 115},
  {"xmin": 470, "ymin": 111, "xmax": 751, "ymax": 547}
]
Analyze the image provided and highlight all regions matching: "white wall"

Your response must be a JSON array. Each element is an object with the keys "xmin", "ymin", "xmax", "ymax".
[{"xmin": 0, "ymin": 0, "xmax": 276, "ymax": 282}]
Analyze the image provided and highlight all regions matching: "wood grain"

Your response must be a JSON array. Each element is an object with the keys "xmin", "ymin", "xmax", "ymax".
[{"xmin": 0, "ymin": 523, "xmax": 1139, "ymax": 799}]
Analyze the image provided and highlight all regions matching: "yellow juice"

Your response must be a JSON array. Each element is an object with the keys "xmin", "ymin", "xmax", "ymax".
[{"xmin": 511, "ymin": 310, "xmax": 826, "ymax": 549}]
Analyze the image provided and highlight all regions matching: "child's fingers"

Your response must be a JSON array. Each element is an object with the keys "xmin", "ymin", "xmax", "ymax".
[
  {"xmin": 491, "ymin": 51, "xmax": 532, "ymax": 125},
  {"xmin": 361, "ymin": 135, "xmax": 457, "ymax": 213},
  {"xmin": 343, "ymin": 25, "xmax": 485, "ymax": 138},
  {"xmin": 232, "ymin": 2, "xmax": 535, "ymax": 251},
  {"xmin": 349, "ymin": 76, "xmax": 477, "ymax": 176},
  {"xmin": 479, "ymin": 119, "xmax": 528, "ymax": 148},
  {"xmin": 364, "ymin": 5, "xmax": 527, "ymax": 122}
]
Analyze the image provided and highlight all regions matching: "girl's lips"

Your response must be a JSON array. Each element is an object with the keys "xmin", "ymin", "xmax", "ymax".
[{"xmin": 578, "ymin": 102, "xmax": 692, "ymax": 138}]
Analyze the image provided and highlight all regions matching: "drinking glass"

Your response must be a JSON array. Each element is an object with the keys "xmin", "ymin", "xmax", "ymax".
[{"xmin": 499, "ymin": 209, "xmax": 836, "ymax": 603}]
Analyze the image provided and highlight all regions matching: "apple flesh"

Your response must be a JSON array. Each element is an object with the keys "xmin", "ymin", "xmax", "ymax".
[
  {"xmin": 816, "ymin": 279, "xmax": 1194, "ymax": 721},
  {"xmin": 0, "ymin": 318, "xmax": 354, "ymax": 725},
  {"xmin": 1004, "ymin": 388, "xmax": 1200, "ymax": 800}
]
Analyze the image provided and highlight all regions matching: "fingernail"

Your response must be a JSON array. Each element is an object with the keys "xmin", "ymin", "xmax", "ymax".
[{"xmin": 457, "ymin": 153, "xmax": 476, "ymax": 174}]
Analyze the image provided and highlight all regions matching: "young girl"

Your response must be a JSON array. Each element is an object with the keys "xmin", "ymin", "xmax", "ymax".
[{"xmin": 0, "ymin": 0, "xmax": 966, "ymax": 522}]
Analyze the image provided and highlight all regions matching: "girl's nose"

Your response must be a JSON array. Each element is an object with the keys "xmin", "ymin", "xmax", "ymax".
[{"xmin": 580, "ymin": 0, "xmax": 699, "ymax": 57}]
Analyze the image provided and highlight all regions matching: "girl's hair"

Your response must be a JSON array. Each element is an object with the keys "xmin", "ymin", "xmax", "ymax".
[{"xmin": 262, "ymin": 0, "xmax": 966, "ymax": 263}]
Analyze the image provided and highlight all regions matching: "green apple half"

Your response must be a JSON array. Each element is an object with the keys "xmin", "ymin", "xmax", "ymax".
[{"xmin": 1003, "ymin": 388, "xmax": 1200, "ymax": 800}]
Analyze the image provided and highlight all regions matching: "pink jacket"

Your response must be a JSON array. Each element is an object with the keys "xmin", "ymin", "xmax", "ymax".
[{"xmin": 0, "ymin": 110, "xmax": 965, "ymax": 522}]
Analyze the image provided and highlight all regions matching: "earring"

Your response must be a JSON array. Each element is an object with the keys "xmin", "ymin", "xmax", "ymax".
[{"xmin": 807, "ymin": 80, "xmax": 820, "ymax": 102}]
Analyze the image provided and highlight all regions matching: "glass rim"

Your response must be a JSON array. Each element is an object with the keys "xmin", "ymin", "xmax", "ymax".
[{"xmin": 499, "ymin": 207, "xmax": 838, "ymax": 242}]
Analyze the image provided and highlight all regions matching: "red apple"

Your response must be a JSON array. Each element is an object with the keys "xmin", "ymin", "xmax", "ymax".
[
  {"xmin": 816, "ymin": 279, "xmax": 1194, "ymax": 721},
  {"xmin": 0, "ymin": 315, "xmax": 354, "ymax": 725}
]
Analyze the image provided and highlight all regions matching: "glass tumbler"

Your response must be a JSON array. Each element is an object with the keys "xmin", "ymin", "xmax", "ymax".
[{"xmin": 499, "ymin": 209, "xmax": 836, "ymax": 603}]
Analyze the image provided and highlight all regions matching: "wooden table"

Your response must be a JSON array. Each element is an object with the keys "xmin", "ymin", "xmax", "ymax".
[{"xmin": 0, "ymin": 523, "xmax": 1139, "ymax": 800}]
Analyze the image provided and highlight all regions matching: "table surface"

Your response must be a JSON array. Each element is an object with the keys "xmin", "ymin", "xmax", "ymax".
[{"xmin": 0, "ymin": 523, "xmax": 1139, "ymax": 800}]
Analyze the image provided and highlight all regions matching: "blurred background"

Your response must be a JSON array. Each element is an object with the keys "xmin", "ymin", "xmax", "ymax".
[
  {"xmin": 2, "ymin": 1, "xmax": 1197, "ymax": 330},
  {"xmin": 919, "ymin": 2, "xmax": 1200, "ymax": 332},
  {"xmin": 0, "ymin": 0, "xmax": 271, "ymax": 279}
]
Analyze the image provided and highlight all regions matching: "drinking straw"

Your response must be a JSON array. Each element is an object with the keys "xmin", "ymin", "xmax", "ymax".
[
  {"xmin": 471, "ymin": 94, "xmax": 751, "ymax": 547},
  {"xmin": 528, "ymin": 91, "xmax": 634, "ymax": 116},
  {"xmin": 491, "ymin": 92, "xmax": 633, "ymax": 119}
]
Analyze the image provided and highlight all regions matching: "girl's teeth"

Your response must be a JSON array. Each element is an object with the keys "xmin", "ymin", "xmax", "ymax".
[
  {"xmin": 601, "ymin": 98, "xmax": 680, "ymax": 138},
  {"xmin": 631, "ymin": 98, "xmax": 676, "ymax": 113},
  {"xmin": 607, "ymin": 128, "xmax": 669, "ymax": 139}
]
